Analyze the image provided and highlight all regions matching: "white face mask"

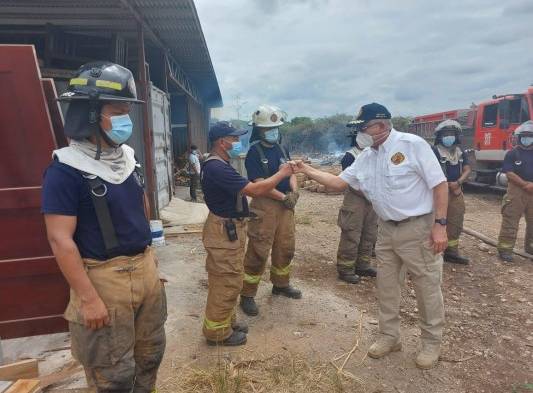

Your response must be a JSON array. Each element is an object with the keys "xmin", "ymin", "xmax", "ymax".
[{"xmin": 356, "ymin": 132, "xmax": 374, "ymax": 149}]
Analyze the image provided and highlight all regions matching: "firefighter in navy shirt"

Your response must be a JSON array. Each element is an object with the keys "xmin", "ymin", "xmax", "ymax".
[
  {"xmin": 497, "ymin": 120, "xmax": 533, "ymax": 262},
  {"xmin": 42, "ymin": 62, "xmax": 166, "ymax": 392},
  {"xmin": 239, "ymin": 105, "xmax": 302, "ymax": 317},
  {"xmin": 200, "ymin": 121, "xmax": 293, "ymax": 346},
  {"xmin": 431, "ymin": 120, "xmax": 472, "ymax": 265}
]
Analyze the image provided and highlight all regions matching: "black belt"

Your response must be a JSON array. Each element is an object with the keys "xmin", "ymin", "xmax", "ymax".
[{"xmin": 386, "ymin": 213, "xmax": 431, "ymax": 226}]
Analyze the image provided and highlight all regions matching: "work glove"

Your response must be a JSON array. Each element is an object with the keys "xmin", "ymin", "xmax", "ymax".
[{"xmin": 282, "ymin": 191, "xmax": 300, "ymax": 210}]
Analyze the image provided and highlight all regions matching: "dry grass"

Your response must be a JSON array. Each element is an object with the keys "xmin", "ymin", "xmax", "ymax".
[{"xmin": 158, "ymin": 352, "xmax": 364, "ymax": 393}]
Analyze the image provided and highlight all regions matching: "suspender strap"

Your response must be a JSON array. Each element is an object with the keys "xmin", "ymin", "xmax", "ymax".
[
  {"xmin": 253, "ymin": 143, "xmax": 271, "ymax": 178},
  {"xmin": 81, "ymin": 172, "xmax": 120, "ymax": 253}
]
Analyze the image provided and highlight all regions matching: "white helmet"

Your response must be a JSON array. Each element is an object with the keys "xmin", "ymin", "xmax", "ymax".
[
  {"xmin": 435, "ymin": 119, "xmax": 462, "ymax": 134},
  {"xmin": 514, "ymin": 120, "xmax": 533, "ymax": 136},
  {"xmin": 249, "ymin": 104, "xmax": 287, "ymax": 127}
]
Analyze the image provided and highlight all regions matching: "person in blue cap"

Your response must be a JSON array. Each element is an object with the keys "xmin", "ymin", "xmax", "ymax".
[
  {"xmin": 291, "ymin": 103, "xmax": 449, "ymax": 370},
  {"xmin": 200, "ymin": 121, "xmax": 293, "ymax": 346}
]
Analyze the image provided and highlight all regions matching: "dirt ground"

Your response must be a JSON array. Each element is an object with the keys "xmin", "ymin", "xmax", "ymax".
[
  {"xmin": 4, "ymin": 189, "xmax": 531, "ymax": 392},
  {"xmin": 155, "ymin": 189, "xmax": 533, "ymax": 393}
]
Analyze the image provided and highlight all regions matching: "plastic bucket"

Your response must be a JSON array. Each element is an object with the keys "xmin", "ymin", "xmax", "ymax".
[{"xmin": 150, "ymin": 220, "xmax": 166, "ymax": 247}]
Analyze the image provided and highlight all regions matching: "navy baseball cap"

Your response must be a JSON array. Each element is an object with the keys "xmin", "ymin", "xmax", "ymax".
[
  {"xmin": 209, "ymin": 121, "xmax": 248, "ymax": 142},
  {"xmin": 347, "ymin": 102, "xmax": 391, "ymax": 128}
]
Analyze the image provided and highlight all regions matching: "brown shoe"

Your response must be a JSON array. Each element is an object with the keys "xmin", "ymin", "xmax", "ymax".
[
  {"xmin": 415, "ymin": 344, "xmax": 440, "ymax": 369},
  {"xmin": 368, "ymin": 337, "xmax": 402, "ymax": 359}
]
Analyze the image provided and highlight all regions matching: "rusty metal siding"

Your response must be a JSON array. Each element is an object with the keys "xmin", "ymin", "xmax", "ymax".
[
  {"xmin": 187, "ymin": 97, "xmax": 209, "ymax": 153},
  {"xmin": 150, "ymin": 83, "xmax": 173, "ymax": 211}
]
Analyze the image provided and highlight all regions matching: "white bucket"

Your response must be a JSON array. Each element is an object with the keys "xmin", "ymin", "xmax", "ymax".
[{"xmin": 150, "ymin": 220, "xmax": 166, "ymax": 247}]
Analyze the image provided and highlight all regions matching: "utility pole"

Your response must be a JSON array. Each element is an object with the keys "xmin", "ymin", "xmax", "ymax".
[{"xmin": 233, "ymin": 94, "xmax": 247, "ymax": 121}]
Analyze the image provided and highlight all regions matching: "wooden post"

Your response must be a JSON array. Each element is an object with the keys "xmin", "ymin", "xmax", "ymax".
[{"xmin": 137, "ymin": 23, "xmax": 157, "ymax": 219}]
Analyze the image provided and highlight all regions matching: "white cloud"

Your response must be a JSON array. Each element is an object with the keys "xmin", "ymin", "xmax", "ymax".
[{"xmin": 196, "ymin": 0, "xmax": 533, "ymax": 120}]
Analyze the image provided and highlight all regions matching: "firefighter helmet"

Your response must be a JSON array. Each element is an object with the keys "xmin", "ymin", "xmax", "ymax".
[
  {"xmin": 514, "ymin": 120, "xmax": 533, "ymax": 136},
  {"xmin": 59, "ymin": 61, "xmax": 143, "ymax": 103},
  {"xmin": 434, "ymin": 119, "xmax": 462, "ymax": 134},
  {"xmin": 249, "ymin": 105, "xmax": 286, "ymax": 127}
]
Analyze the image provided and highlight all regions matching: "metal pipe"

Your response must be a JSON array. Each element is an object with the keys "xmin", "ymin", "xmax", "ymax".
[{"xmin": 137, "ymin": 22, "xmax": 157, "ymax": 219}]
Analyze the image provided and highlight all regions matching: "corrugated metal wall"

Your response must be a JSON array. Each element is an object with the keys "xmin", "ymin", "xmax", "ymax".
[{"xmin": 149, "ymin": 83, "xmax": 173, "ymax": 210}]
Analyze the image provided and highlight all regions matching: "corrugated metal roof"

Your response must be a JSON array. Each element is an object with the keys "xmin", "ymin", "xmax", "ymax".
[{"xmin": 0, "ymin": 0, "xmax": 222, "ymax": 107}]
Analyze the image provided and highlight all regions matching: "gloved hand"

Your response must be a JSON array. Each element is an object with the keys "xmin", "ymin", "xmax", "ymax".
[{"xmin": 282, "ymin": 191, "xmax": 300, "ymax": 210}]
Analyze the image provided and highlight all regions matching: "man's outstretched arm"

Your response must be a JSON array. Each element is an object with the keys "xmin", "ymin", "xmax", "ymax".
[{"xmin": 291, "ymin": 161, "xmax": 349, "ymax": 192}]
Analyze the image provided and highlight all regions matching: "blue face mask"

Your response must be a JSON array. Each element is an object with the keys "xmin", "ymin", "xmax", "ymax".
[
  {"xmin": 106, "ymin": 114, "xmax": 133, "ymax": 144},
  {"xmin": 226, "ymin": 141, "xmax": 242, "ymax": 158},
  {"xmin": 441, "ymin": 135, "xmax": 456, "ymax": 147},
  {"xmin": 264, "ymin": 128, "xmax": 279, "ymax": 144},
  {"xmin": 521, "ymin": 137, "xmax": 533, "ymax": 147}
]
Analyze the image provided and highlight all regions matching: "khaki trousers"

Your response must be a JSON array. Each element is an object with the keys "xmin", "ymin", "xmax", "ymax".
[
  {"xmin": 241, "ymin": 197, "xmax": 295, "ymax": 297},
  {"xmin": 337, "ymin": 189, "xmax": 377, "ymax": 274},
  {"xmin": 202, "ymin": 213, "xmax": 247, "ymax": 342},
  {"xmin": 64, "ymin": 247, "xmax": 167, "ymax": 393},
  {"xmin": 375, "ymin": 214, "xmax": 445, "ymax": 346},
  {"xmin": 498, "ymin": 182, "xmax": 533, "ymax": 254},
  {"xmin": 446, "ymin": 191, "xmax": 465, "ymax": 252}
]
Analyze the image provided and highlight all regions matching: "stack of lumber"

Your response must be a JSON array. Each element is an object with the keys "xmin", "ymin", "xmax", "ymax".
[
  {"xmin": 298, "ymin": 165, "xmax": 343, "ymax": 195},
  {"xmin": 0, "ymin": 359, "xmax": 40, "ymax": 393},
  {"xmin": 0, "ymin": 359, "xmax": 84, "ymax": 393}
]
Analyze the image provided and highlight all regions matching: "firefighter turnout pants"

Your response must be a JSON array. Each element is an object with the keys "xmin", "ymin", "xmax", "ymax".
[
  {"xmin": 337, "ymin": 188, "xmax": 377, "ymax": 274},
  {"xmin": 498, "ymin": 182, "xmax": 533, "ymax": 254},
  {"xmin": 446, "ymin": 190, "xmax": 465, "ymax": 252},
  {"xmin": 242, "ymin": 197, "xmax": 295, "ymax": 297},
  {"xmin": 202, "ymin": 213, "xmax": 247, "ymax": 342},
  {"xmin": 376, "ymin": 214, "xmax": 445, "ymax": 346},
  {"xmin": 64, "ymin": 247, "xmax": 167, "ymax": 393}
]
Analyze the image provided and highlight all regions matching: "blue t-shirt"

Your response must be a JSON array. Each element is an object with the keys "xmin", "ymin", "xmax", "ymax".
[
  {"xmin": 245, "ymin": 143, "xmax": 291, "ymax": 193},
  {"xmin": 41, "ymin": 160, "xmax": 151, "ymax": 261},
  {"xmin": 502, "ymin": 148, "xmax": 533, "ymax": 182},
  {"xmin": 201, "ymin": 159, "xmax": 249, "ymax": 218},
  {"xmin": 432, "ymin": 146, "xmax": 469, "ymax": 182}
]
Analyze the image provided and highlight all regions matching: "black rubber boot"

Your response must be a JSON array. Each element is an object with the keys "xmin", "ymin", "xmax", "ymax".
[
  {"xmin": 207, "ymin": 330, "xmax": 247, "ymax": 346},
  {"xmin": 443, "ymin": 250, "xmax": 470, "ymax": 265},
  {"xmin": 338, "ymin": 273, "xmax": 361, "ymax": 284},
  {"xmin": 232, "ymin": 321, "xmax": 249, "ymax": 334},
  {"xmin": 272, "ymin": 285, "xmax": 302, "ymax": 299},
  {"xmin": 355, "ymin": 263, "xmax": 377, "ymax": 277},
  {"xmin": 498, "ymin": 250, "xmax": 513, "ymax": 263},
  {"xmin": 240, "ymin": 296, "xmax": 259, "ymax": 316}
]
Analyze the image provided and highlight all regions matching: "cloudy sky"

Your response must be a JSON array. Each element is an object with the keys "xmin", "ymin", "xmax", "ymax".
[{"xmin": 195, "ymin": 0, "xmax": 533, "ymax": 120}]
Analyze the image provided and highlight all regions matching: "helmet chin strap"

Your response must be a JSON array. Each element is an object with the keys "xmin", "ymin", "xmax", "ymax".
[{"xmin": 88, "ymin": 91, "xmax": 102, "ymax": 160}]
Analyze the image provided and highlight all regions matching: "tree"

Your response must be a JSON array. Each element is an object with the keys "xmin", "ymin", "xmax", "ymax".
[{"xmin": 392, "ymin": 116, "xmax": 413, "ymax": 132}]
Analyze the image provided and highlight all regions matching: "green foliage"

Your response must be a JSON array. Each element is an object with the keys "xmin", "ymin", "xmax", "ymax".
[{"xmin": 391, "ymin": 116, "xmax": 413, "ymax": 132}]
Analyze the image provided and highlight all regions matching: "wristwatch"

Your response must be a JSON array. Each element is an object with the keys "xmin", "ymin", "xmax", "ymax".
[{"xmin": 435, "ymin": 218, "xmax": 448, "ymax": 226}]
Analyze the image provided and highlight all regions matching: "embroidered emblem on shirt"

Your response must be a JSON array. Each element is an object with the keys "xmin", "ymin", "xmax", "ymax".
[{"xmin": 391, "ymin": 152, "xmax": 405, "ymax": 165}]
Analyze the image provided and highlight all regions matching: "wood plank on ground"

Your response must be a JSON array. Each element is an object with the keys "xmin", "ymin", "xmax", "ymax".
[
  {"xmin": 4, "ymin": 379, "xmax": 40, "ymax": 393},
  {"xmin": 0, "ymin": 360, "xmax": 38, "ymax": 381}
]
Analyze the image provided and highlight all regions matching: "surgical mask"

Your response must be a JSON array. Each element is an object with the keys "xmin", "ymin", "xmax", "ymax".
[
  {"xmin": 441, "ymin": 135, "xmax": 456, "ymax": 147},
  {"xmin": 520, "ymin": 137, "xmax": 533, "ymax": 147},
  {"xmin": 226, "ymin": 140, "xmax": 242, "ymax": 158},
  {"xmin": 264, "ymin": 128, "xmax": 279, "ymax": 144},
  {"xmin": 105, "ymin": 114, "xmax": 133, "ymax": 144},
  {"xmin": 356, "ymin": 132, "xmax": 374, "ymax": 149}
]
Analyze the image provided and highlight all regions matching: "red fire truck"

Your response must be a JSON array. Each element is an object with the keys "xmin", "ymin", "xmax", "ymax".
[{"xmin": 408, "ymin": 85, "xmax": 533, "ymax": 188}]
